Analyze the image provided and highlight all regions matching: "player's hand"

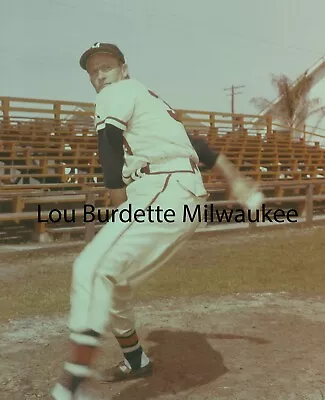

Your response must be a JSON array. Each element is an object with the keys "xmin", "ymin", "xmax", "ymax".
[{"xmin": 231, "ymin": 177, "xmax": 264, "ymax": 212}]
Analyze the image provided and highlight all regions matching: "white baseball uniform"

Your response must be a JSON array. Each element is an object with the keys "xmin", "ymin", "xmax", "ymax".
[{"xmin": 68, "ymin": 79, "xmax": 207, "ymax": 342}]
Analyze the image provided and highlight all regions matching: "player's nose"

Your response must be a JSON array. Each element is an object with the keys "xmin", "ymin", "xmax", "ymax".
[{"xmin": 98, "ymin": 70, "xmax": 106, "ymax": 79}]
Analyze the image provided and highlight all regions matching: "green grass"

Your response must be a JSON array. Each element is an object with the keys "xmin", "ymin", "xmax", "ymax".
[{"xmin": 1, "ymin": 226, "xmax": 325, "ymax": 323}]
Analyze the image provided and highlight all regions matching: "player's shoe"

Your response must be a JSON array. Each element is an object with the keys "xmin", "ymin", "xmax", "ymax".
[
  {"xmin": 51, "ymin": 383, "xmax": 94, "ymax": 400},
  {"xmin": 99, "ymin": 359, "xmax": 153, "ymax": 383}
]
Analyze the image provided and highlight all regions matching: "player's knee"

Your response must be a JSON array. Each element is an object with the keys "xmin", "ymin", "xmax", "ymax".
[
  {"xmin": 72, "ymin": 253, "xmax": 91, "ymax": 282},
  {"xmin": 72, "ymin": 251, "xmax": 123, "ymax": 287}
]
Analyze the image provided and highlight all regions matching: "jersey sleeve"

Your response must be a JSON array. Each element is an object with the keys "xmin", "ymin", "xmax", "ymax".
[{"xmin": 95, "ymin": 80, "xmax": 137, "ymax": 132}]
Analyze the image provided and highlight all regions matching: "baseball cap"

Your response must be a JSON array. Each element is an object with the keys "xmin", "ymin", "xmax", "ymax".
[{"xmin": 79, "ymin": 42, "xmax": 125, "ymax": 70}]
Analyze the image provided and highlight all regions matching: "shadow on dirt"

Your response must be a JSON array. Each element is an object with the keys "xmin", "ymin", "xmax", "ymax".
[{"xmin": 105, "ymin": 328, "xmax": 269, "ymax": 399}]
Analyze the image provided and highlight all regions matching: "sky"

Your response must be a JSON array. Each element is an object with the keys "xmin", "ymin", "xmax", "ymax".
[{"xmin": 2, "ymin": 0, "xmax": 325, "ymax": 118}]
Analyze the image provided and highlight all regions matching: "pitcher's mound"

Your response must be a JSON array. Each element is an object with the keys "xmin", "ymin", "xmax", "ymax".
[{"xmin": 1, "ymin": 292, "xmax": 325, "ymax": 399}]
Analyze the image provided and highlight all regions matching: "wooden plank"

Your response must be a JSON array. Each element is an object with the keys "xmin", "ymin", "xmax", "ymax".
[
  {"xmin": 47, "ymin": 225, "xmax": 103, "ymax": 234},
  {"xmin": 0, "ymin": 162, "xmax": 101, "ymax": 171},
  {"xmin": 23, "ymin": 195, "xmax": 89, "ymax": 204},
  {"xmin": 0, "ymin": 211, "xmax": 40, "ymax": 221},
  {"xmin": 0, "ymin": 190, "xmax": 44, "ymax": 197},
  {"xmin": 0, "ymin": 172, "xmax": 104, "ymax": 179},
  {"xmin": 0, "ymin": 206, "xmax": 111, "ymax": 222},
  {"xmin": 0, "ymin": 182, "xmax": 103, "ymax": 190},
  {"xmin": 0, "ymin": 209, "xmax": 85, "ymax": 222}
]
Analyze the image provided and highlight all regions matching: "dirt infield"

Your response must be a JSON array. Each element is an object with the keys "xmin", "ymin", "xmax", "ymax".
[
  {"xmin": 1, "ymin": 293, "xmax": 325, "ymax": 400},
  {"xmin": 1, "ymin": 226, "xmax": 325, "ymax": 399}
]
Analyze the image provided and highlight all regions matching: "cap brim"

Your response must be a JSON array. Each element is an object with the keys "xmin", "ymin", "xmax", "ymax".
[
  {"xmin": 80, "ymin": 48, "xmax": 110, "ymax": 70},
  {"xmin": 80, "ymin": 46, "xmax": 125, "ymax": 70}
]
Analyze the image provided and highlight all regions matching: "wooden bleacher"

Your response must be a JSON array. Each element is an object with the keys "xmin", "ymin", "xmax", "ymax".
[{"xmin": 1, "ymin": 96, "xmax": 325, "ymax": 243}]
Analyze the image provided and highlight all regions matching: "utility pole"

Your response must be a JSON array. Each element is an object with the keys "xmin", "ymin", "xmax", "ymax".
[
  {"xmin": 224, "ymin": 85, "xmax": 245, "ymax": 114},
  {"xmin": 224, "ymin": 84, "xmax": 245, "ymax": 130}
]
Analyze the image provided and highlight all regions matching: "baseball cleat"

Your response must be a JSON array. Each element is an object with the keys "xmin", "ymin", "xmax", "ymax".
[
  {"xmin": 99, "ymin": 360, "xmax": 153, "ymax": 383},
  {"xmin": 51, "ymin": 383, "xmax": 93, "ymax": 400}
]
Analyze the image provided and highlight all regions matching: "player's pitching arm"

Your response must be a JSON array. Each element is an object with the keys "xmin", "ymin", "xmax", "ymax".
[{"xmin": 188, "ymin": 135, "xmax": 264, "ymax": 210}]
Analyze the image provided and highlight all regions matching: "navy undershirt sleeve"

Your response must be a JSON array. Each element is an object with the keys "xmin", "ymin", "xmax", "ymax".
[
  {"xmin": 97, "ymin": 124, "xmax": 126, "ymax": 189},
  {"xmin": 188, "ymin": 134, "xmax": 219, "ymax": 169}
]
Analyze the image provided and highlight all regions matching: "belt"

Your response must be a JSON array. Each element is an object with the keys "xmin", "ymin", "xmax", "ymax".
[
  {"xmin": 141, "ymin": 158, "xmax": 198, "ymax": 175},
  {"xmin": 124, "ymin": 158, "xmax": 199, "ymax": 184}
]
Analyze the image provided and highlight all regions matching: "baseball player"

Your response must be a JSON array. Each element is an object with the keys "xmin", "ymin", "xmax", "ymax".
[{"xmin": 51, "ymin": 43, "xmax": 263, "ymax": 399}]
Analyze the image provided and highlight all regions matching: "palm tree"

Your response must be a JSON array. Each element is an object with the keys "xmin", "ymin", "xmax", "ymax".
[{"xmin": 251, "ymin": 73, "xmax": 325, "ymax": 138}]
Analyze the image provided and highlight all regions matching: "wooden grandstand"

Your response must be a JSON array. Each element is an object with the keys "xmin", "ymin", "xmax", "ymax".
[{"xmin": 1, "ymin": 96, "xmax": 325, "ymax": 243}]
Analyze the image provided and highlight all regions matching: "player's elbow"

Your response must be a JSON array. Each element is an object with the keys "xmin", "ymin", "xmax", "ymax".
[
  {"xmin": 100, "ymin": 169, "xmax": 126, "ymax": 194},
  {"xmin": 191, "ymin": 137, "xmax": 219, "ymax": 169},
  {"xmin": 104, "ymin": 177, "xmax": 126, "ymax": 189}
]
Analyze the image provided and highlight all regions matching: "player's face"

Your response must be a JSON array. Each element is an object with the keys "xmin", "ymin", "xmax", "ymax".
[{"xmin": 86, "ymin": 53, "xmax": 128, "ymax": 93}]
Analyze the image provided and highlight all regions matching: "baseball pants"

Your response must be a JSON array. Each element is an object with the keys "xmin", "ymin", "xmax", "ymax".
[{"xmin": 68, "ymin": 171, "xmax": 207, "ymax": 344}]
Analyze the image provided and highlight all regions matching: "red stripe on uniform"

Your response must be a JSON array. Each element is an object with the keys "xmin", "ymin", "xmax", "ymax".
[
  {"xmin": 150, "ymin": 173, "xmax": 172, "ymax": 204},
  {"xmin": 148, "ymin": 89, "xmax": 158, "ymax": 98}
]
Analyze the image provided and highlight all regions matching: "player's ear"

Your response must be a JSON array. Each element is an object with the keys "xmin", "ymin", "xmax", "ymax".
[{"xmin": 121, "ymin": 63, "xmax": 129, "ymax": 79}]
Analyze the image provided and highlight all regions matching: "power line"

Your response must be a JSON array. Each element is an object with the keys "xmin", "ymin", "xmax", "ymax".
[{"xmin": 224, "ymin": 85, "xmax": 245, "ymax": 113}]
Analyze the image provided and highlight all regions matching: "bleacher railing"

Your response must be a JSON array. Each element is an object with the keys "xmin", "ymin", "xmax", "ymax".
[
  {"xmin": 0, "ymin": 96, "xmax": 273, "ymax": 136},
  {"xmin": 2, "ymin": 96, "xmax": 325, "ymax": 145}
]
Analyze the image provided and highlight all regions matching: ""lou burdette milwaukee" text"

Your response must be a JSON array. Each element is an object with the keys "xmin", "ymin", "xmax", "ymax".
[{"xmin": 37, "ymin": 203, "xmax": 298, "ymax": 224}]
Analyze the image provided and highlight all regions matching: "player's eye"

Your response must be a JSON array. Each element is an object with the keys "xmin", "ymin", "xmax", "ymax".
[{"xmin": 100, "ymin": 64, "xmax": 112, "ymax": 71}]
